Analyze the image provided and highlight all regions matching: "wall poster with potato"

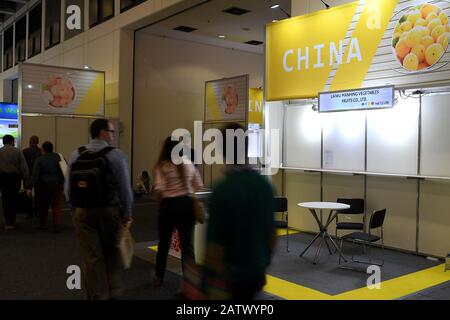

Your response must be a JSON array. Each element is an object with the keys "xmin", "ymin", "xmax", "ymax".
[
  {"xmin": 20, "ymin": 63, "xmax": 105, "ymax": 116},
  {"xmin": 204, "ymin": 75, "xmax": 249, "ymax": 122},
  {"xmin": 266, "ymin": 0, "xmax": 450, "ymax": 100}
]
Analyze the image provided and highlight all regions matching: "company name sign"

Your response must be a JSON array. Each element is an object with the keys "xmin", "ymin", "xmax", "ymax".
[
  {"xmin": 319, "ymin": 86, "xmax": 394, "ymax": 112},
  {"xmin": 266, "ymin": 0, "xmax": 450, "ymax": 100}
]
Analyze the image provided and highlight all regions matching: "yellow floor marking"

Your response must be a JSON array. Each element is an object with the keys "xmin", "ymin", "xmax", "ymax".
[
  {"xmin": 147, "ymin": 245, "xmax": 450, "ymax": 300},
  {"xmin": 263, "ymin": 264, "xmax": 450, "ymax": 300},
  {"xmin": 335, "ymin": 264, "xmax": 450, "ymax": 300},
  {"xmin": 276, "ymin": 228, "xmax": 300, "ymax": 236},
  {"xmin": 264, "ymin": 275, "xmax": 331, "ymax": 300}
]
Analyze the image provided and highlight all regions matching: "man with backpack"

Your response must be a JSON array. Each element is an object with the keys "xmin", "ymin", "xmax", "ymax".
[{"xmin": 65, "ymin": 119, "xmax": 133, "ymax": 300}]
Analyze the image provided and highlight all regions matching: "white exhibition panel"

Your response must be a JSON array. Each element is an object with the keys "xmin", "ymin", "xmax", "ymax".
[
  {"xmin": 367, "ymin": 94, "xmax": 419, "ymax": 175},
  {"xmin": 284, "ymin": 105, "xmax": 321, "ymax": 169},
  {"xmin": 265, "ymin": 101, "xmax": 283, "ymax": 173},
  {"xmin": 322, "ymin": 111, "xmax": 365, "ymax": 171},
  {"xmin": 421, "ymin": 94, "xmax": 450, "ymax": 178}
]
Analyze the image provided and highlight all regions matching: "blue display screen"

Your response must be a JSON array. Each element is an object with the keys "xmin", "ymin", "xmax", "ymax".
[{"xmin": 0, "ymin": 103, "xmax": 18, "ymax": 120}]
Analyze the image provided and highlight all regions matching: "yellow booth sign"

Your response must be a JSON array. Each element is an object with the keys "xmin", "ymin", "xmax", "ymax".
[{"xmin": 266, "ymin": 0, "xmax": 450, "ymax": 100}]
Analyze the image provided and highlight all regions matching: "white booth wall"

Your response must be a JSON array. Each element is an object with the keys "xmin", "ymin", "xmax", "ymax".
[
  {"xmin": 133, "ymin": 32, "xmax": 264, "ymax": 184},
  {"xmin": 267, "ymin": 92, "xmax": 450, "ymax": 258},
  {"xmin": 274, "ymin": 0, "xmax": 450, "ymax": 258}
]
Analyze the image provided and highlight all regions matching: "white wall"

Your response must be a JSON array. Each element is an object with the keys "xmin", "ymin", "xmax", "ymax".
[{"xmin": 133, "ymin": 32, "xmax": 264, "ymax": 181}]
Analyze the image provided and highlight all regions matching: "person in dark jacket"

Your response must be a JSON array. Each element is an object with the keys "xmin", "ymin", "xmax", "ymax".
[
  {"xmin": 23, "ymin": 136, "xmax": 42, "ymax": 172},
  {"xmin": 22, "ymin": 135, "xmax": 42, "ymax": 219},
  {"xmin": 30, "ymin": 141, "xmax": 64, "ymax": 232},
  {"xmin": 0, "ymin": 135, "xmax": 30, "ymax": 229}
]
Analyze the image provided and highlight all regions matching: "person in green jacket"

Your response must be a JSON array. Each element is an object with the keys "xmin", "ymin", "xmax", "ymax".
[{"xmin": 203, "ymin": 123, "xmax": 276, "ymax": 300}]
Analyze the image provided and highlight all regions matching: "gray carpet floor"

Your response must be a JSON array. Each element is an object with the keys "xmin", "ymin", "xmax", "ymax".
[{"xmin": 1, "ymin": 198, "xmax": 448, "ymax": 300}]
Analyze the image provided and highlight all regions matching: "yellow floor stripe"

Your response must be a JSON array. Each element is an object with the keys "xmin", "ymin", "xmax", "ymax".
[
  {"xmin": 263, "ymin": 264, "xmax": 450, "ymax": 300},
  {"xmin": 335, "ymin": 264, "xmax": 450, "ymax": 300},
  {"xmin": 264, "ymin": 275, "xmax": 331, "ymax": 300},
  {"xmin": 147, "ymin": 245, "xmax": 449, "ymax": 300},
  {"xmin": 276, "ymin": 228, "xmax": 300, "ymax": 236}
]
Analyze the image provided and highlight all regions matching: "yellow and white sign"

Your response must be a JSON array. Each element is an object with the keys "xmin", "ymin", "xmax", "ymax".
[
  {"xmin": 21, "ymin": 63, "xmax": 105, "ymax": 116},
  {"xmin": 266, "ymin": 0, "xmax": 450, "ymax": 100},
  {"xmin": 248, "ymin": 88, "xmax": 264, "ymax": 125}
]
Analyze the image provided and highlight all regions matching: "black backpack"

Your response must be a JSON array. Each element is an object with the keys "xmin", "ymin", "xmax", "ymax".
[{"xmin": 69, "ymin": 146, "xmax": 118, "ymax": 208}]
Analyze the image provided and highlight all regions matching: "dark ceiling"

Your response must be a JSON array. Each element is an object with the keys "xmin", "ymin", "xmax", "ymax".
[{"xmin": 0, "ymin": 0, "xmax": 31, "ymax": 29}]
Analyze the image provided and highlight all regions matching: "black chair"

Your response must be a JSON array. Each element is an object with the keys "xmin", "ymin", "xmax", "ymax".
[
  {"xmin": 335, "ymin": 198, "xmax": 365, "ymax": 238},
  {"xmin": 274, "ymin": 197, "xmax": 289, "ymax": 252},
  {"xmin": 339, "ymin": 208, "xmax": 387, "ymax": 267}
]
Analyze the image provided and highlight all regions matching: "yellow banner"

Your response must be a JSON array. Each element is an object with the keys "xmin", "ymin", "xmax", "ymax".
[
  {"xmin": 248, "ymin": 88, "xmax": 263, "ymax": 125},
  {"xmin": 266, "ymin": 0, "xmax": 399, "ymax": 100}
]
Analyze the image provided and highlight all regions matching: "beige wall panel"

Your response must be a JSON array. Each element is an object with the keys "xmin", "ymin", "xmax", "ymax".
[
  {"xmin": 322, "ymin": 173, "xmax": 365, "ymax": 236},
  {"xmin": 55, "ymin": 117, "xmax": 89, "ymax": 159},
  {"xmin": 133, "ymin": 33, "xmax": 263, "ymax": 183},
  {"xmin": 63, "ymin": 46, "xmax": 85, "ymax": 70},
  {"xmin": 285, "ymin": 171, "xmax": 321, "ymax": 232},
  {"xmin": 21, "ymin": 116, "xmax": 56, "ymax": 149},
  {"xmin": 419, "ymin": 180, "xmax": 450, "ymax": 258},
  {"xmin": 86, "ymin": 33, "xmax": 116, "ymax": 83},
  {"xmin": 292, "ymin": 0, "xmax": 355, "ymax": 16},
  {"xmin": 366, "ymin": 176, "xmax": 417, "ymax": 252}
]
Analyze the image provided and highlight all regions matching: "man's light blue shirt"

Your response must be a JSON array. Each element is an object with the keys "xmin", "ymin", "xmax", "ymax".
[{"xmin": 64, "ymin": 139, "xmax": 134, "ymax": 219}]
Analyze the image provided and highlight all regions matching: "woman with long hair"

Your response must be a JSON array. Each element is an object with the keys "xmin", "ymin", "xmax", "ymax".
[{"xmin": 152, "ymin": 136, "xmax": 203, "ymax": 286}]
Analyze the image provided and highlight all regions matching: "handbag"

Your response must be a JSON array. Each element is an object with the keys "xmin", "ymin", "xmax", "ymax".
[
  {"xmin": 118, "ymin": 227, "xmax": 135, "ymax": 269},
  {"xmin": 192, "ymin": 196, "xmax": 205, "ymax": 224}
]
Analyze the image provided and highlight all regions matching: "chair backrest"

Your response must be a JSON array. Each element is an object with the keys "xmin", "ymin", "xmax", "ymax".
[
  {"xmin": 273, "ymin": 197, "xmax": 288, "ymax": 212},
  {"xmin": 369, "ymin": 209, "xmax": 386, "ymax": 230},
  {"xmin": 336, "ymin": 198, "xmax": 365, "ymax": 214}
]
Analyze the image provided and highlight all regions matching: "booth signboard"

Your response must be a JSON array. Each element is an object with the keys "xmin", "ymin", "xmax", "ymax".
[
  {"xmin": 266, "ymin": 0, "xmax": 450, "ymax": 100},
  {"xmin": 0, "ymin": 103, "xmax": 19, "ymax": 147},
  {"xmin": 248, "ymin": 88, "xmax": 264, "ymax": 125},
  {"xmin": 205, "ymin": 75, "xmax": 248, "ymax": 122},
  {"xmin": 20, "ymin": 63, "xmax": 105, "ymax": 116},
  {"xmin": 319, "ymin": 85, "xmax": 394, "ymax": 112}
]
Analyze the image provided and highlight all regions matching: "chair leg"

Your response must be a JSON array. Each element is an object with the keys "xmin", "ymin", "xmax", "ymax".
[
  {"xmin": 286, "ymin": 212, "xmax": 289, "ymax": 253},
  {"xmin": 339, "ymin": 238, "xmax": 344, "ymax": 264}
]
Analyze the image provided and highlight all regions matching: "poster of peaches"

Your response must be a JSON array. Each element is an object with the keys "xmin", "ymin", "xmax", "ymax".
[
  {"xmin": 21, "ymin": 63, "xmax": 105, "ymax": 116},
  {"xmin": 392, "ymin": 2, "xmax": 449, "ymax": 71},
  {"xmin": 205, "ymin": 75, "xmax": 249, "ymax": 122}
]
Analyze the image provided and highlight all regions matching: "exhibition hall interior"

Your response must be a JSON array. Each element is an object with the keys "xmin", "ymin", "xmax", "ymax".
[{"xmin": 0, "ymin": 0, "xmax": 449, "ymax": 301}]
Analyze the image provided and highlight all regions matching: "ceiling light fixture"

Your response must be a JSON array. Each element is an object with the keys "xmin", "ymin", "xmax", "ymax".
[
  {"xmin": 320, "ymin": 0, "xmax": 330, "ymax": 9},
  {"xmin": 270, "ymin": 3, "xmax": 291, "ymax": 18},
  {"xmin": 218, "ymin": 35, "xmax": 225, "ymax": 38},
  {"xmin": 83, "ymin": 65, "xmax": 90, "ymax": 69}
]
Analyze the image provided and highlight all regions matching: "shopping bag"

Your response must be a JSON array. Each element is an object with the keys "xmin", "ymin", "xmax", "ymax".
[
  {"xmin": 118, "ymin": 227, "xmax": 135, "ymax": 269},
  {"xmin": 192, "ymin": 196, "xmax": 205, "ymax": 224},
  {"xmin": 58, "ymin": 153, "xmax": 68, "ymax": 181}
]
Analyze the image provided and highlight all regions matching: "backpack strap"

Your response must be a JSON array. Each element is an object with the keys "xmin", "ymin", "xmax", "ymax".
[
  {"xmin": 95, "ymin": 146, "xmax": 115, "ymax": 158},
  {"xmin": 78, "ymin": 146, "xmax": 88, "ymax": 155}
]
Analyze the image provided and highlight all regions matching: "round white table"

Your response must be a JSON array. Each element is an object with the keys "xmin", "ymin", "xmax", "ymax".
[{"xmin": 297, "ymin": 202, "xmax": 350, "ymax": 264}]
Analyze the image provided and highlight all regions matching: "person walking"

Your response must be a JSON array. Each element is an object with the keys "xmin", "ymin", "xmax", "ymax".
[
  {"xmin": 22, "ymin": 135, "xmax": 43, "ymax": 219},
  {"xmin": 203, "ymin": 123, "xmax": 276, "ymax": 300},
  {"xmin": 29, "ymin": 141, "xmax": 64, "ymax": 232},
  {"xmin": 0, "ymin": 135, "xmax": 30, "ymax": 229},
  {"xmin": 152, "ymin": 136, "xmax": 203, "ymax": 287},
  {"xmin": 66, "ymin": 119, "xmax": 133, "ymax": 300}
]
